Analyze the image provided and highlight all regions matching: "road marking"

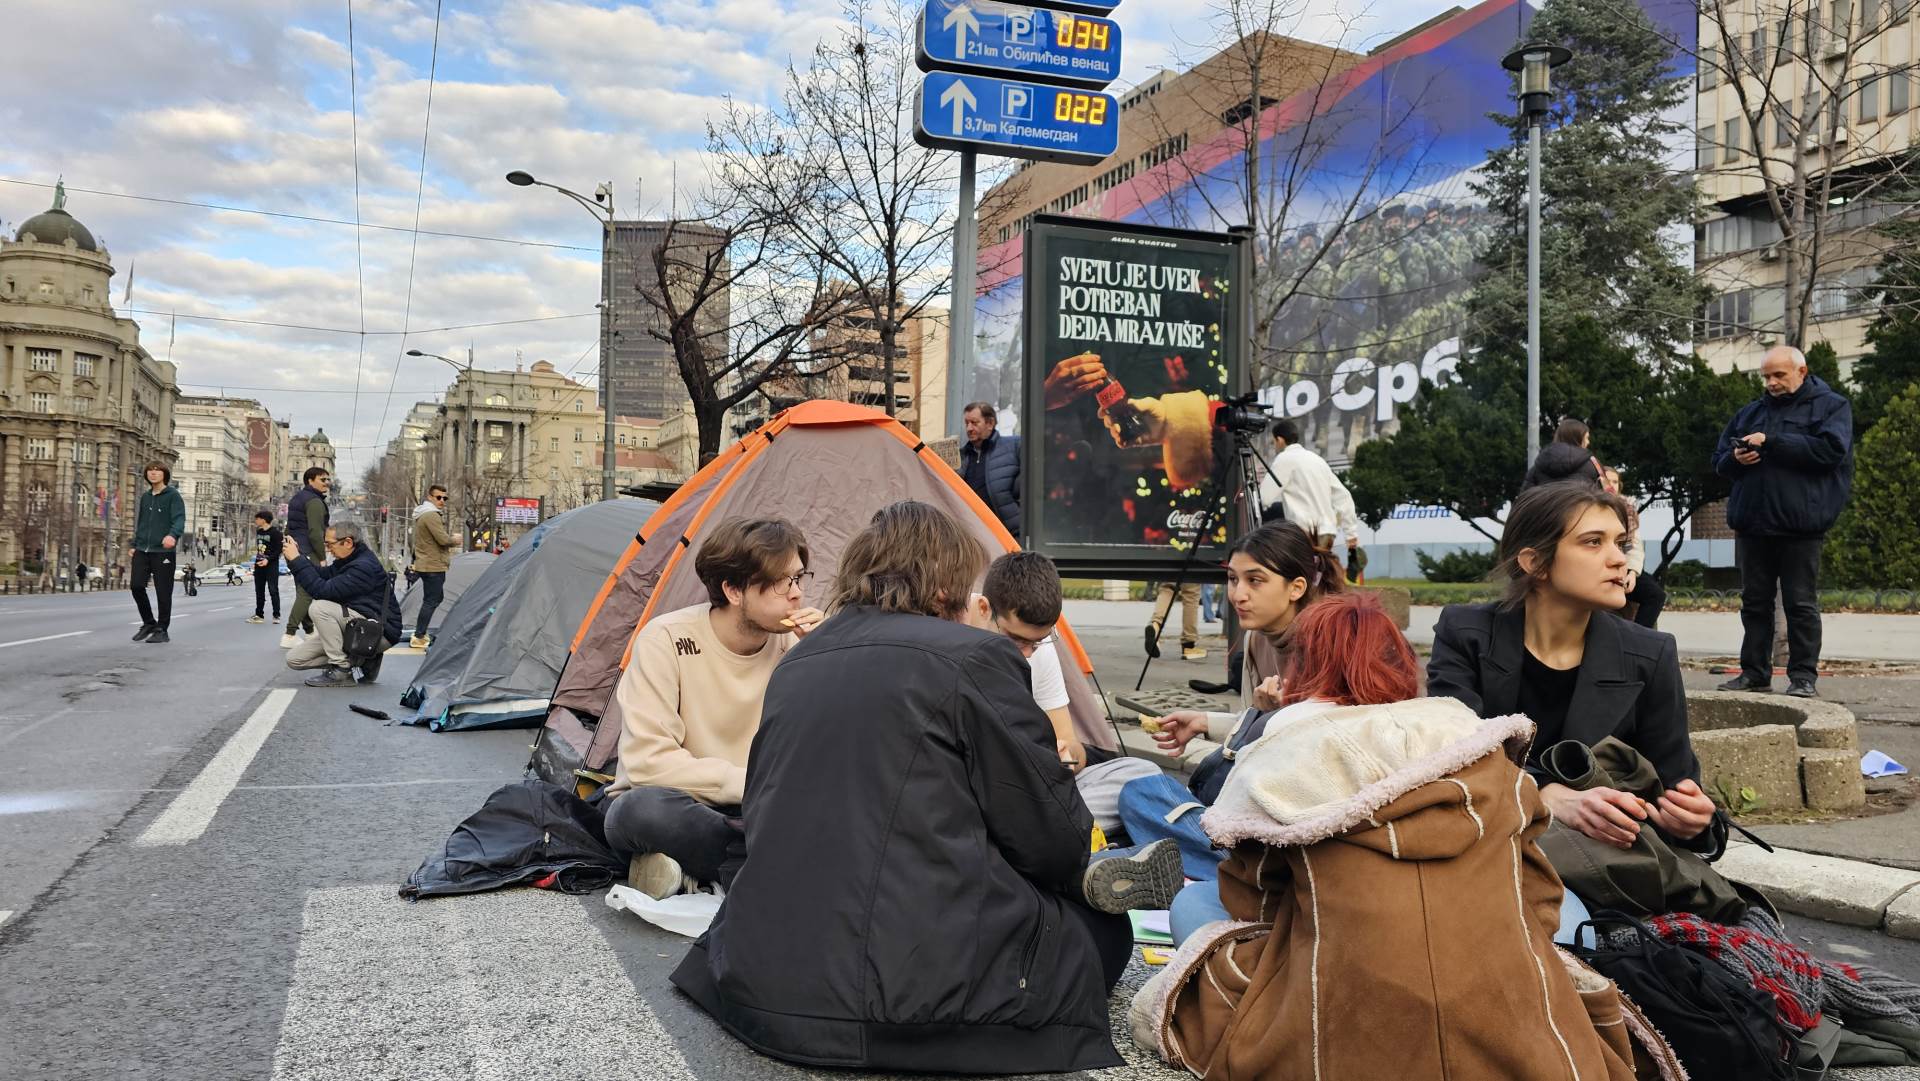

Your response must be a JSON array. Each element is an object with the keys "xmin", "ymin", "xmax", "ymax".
[
  {"xmin": 0, "ymin": 910, "xmax": 12, "ymax": 929},
  {"xmin": 0, "ymin": 707, "xmax": 75, "ymax": 747},
  {"xmin": 210, "ymin": 606, "xmax": 234, "ymax": 612},
  {"xmin": 136, "ymin": 689, "xmax": 295, "ymax": 846},
  {"xmin": 271, "ymin": 885, "xmax": 699, "ymax": 1080},
  {"xmin": 0, "ymin": 631, "xmax": 89, "ymax": 650}
]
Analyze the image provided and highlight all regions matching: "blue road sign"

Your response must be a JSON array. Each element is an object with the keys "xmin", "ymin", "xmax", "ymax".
[
  {"xmin": 913, "ymin": 71, "xmax": 1119, "ymax": 165},
  {"xmin": 916, "ymin": 0, "xmax": 1122, "ymax": 90}
]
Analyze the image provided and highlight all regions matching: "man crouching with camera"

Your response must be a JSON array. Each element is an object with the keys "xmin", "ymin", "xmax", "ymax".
[{"xmin": 282, "ymin": 520, "xmax": 402, "ymax": 688}]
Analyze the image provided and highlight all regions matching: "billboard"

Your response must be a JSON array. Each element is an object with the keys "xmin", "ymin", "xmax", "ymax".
[
  {"xmin": 494, "ymin": 497, "xmax": 541, "ymax": 525},
  {"xmin": 964, "ymin": 0, "xmax": 1697, "ymax": 463},
  {"xmin": 1021, "ymin": 217, "xmax": 1249, "ymax": 572},
  {"xmin": 246, "ymin": 417, "xmax": 273, "ymax": 475}
]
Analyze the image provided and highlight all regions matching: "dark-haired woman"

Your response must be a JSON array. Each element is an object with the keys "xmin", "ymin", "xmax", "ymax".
[{"xmin": 1428, "ymin": 481, "xmax": 1717, "ymax": 861}]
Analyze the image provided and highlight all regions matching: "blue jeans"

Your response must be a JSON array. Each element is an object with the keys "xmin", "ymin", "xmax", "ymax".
[
  {"xmin": 1167, "ymin": 878, "xmax": 1594, "ymax": 947},
  {"xmin": 1200, "ymin": 584, "xmax": 1220, "ymax": 622},
  {"xmin": 1117, "ymin": 774, "xmax": 1221, "ymax": 881}
]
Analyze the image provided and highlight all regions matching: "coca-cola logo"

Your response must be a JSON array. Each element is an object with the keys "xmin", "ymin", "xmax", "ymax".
[{"xmin": 1165, "ymin": 510, "xmax": 1208, "ymax": 532}]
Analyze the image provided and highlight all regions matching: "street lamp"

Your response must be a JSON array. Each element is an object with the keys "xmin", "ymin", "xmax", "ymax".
[
  {"xmin": 409, "ymin": 347, "xmax": 476, "ymax": 548},
  {"xmin": 1502, "ymin": 41, "xmax": 1572, "ymax": 470},
  {"xmin": 505, "ymin": 169, "xmax": 617, "ymax": 501}
]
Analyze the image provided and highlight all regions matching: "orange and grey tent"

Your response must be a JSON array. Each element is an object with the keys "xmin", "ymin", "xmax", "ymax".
[{"xmin": 530, "ymin": 400, "xmax": 1119, "ymax": 787}]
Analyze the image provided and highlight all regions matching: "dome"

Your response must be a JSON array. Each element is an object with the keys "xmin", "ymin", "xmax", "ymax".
[
  {"xmin": 309, "ymin": 427, "xmax": 331, "ymax": 445},
  {"xmin": 14, "ymin": 208, "xmax": 98, "ymax": 252}
]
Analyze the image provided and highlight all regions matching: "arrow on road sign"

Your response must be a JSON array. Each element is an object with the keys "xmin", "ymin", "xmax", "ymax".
[
  {"xmin": 943, "ymin": 1, "xmax": 981, "ymax": 55},
  {"xmin": 940, "ymin": 78, "xmax": 977, "ymax": 131}
]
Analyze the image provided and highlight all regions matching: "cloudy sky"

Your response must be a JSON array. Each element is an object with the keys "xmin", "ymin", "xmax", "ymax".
[{"xmin": 1, "ymin": 0, "xmax": 1445, "ymax": 481}]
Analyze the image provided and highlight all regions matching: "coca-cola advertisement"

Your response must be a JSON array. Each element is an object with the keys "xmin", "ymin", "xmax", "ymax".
[{"xmin": 1021, "ymin": 216, "xmax": 1249, "ymax": 571}]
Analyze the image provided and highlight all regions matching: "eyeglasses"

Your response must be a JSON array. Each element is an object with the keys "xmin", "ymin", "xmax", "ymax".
[{"xmin": 782, "ymin": 571, "xmax": 815, "ymax": 591}]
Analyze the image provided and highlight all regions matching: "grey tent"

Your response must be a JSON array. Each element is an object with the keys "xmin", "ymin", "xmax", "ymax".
[
  {"xmin": 400, "ymin": 550, "xmax": 495, "ymax": 632},
  {"xmin": 399, "ymin": 499, "xmax": 656, "ymax": 731}
]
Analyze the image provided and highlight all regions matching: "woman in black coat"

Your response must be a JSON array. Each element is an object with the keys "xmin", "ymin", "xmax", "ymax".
[
  {"xmin": 1427, "ymin": 482, "xmax": 1718, "ymax": 854},
  {"xmin": 672, "ymin": 502, "xmax": 1139, "ymax": 1074}
]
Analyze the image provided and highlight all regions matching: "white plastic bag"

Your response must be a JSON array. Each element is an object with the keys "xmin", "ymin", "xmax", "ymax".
[{"xmin": 604, "ymin": 883, "xmax": 723, "ymax": 938}]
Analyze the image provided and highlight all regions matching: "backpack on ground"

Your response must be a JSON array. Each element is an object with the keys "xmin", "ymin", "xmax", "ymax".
[{"xmin": 1572, "ymin": 912, "xmax": 1796, "ymax": 1081}]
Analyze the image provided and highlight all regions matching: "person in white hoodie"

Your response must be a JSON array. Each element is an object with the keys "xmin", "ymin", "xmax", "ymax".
[{"xmin": 1256, "ymin": 417, "xmax": 1360, "ymax": 551}]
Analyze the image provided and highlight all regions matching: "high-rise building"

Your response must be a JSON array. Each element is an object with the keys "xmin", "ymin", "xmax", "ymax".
[{"xmin": 604, "ymin": 220, "xmax": 727, "ymax": 421}]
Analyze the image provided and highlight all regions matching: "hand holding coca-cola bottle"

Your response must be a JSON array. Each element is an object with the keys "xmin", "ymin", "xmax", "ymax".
[{"xmin": 1043, "ymin": 353, "xmax": 1111, "ymax": 410}]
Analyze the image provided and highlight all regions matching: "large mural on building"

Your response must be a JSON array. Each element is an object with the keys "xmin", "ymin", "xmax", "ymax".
[{"xmin": 967, "ymin": 0, "xmax": 1696, "ymax": 461}]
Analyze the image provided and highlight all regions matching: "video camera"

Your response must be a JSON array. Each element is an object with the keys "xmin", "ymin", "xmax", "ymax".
[{"xmin": 1215, "ymin": 391, "xmax": 1273, "ymax": 435}]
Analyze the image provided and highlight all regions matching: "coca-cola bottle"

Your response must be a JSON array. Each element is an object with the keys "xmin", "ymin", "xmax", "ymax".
[{"xmin": 1094, "ymin": 377, "xmax": 1152, "ymax": 444}]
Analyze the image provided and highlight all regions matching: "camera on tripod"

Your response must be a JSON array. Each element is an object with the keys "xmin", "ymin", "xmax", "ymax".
[{"xmin": 1215, "ymin": 391, "xmax": 1273, "ymax": 435}]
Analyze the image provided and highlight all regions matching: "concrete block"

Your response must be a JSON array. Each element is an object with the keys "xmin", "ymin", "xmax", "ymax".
[
  {"xmin": 1799, "ymin": 749, "xmax": 1866, "ymax": 812},
  {"xmin": 1358, "ymin": 585, "xmax": 1411, "ymax": 630},
  {"xmin": 1886, "ymin": 888, "xmax": 1920, "ymax": 941},
  {"xmin": 1687, "ymin": 691, "xmax": 1805, "ymax": 733},
  {"xmin": 1796, "ymin": 715, "xmax": 1858, "ymax": 752},
  {"xmin": 1717, "ymin": 844, "xmax": 1920, "ymax": 926},
  {"xmin": 1692, "ymin": 724, "xmax": 1803, "ymax": 812}
]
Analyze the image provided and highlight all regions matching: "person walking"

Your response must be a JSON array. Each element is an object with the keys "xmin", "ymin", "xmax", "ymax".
[
  {"xmin": 1712, "ymin": 345, "xmax": 1854, "ymax": 698},
  {"xmin": 406, "ymin": 484, "xmax": 458, "ymax": 649},
  {"xmin": 128, "ymin": 462, "xmax": 186, "ymax": 644},
  {"xmin": 281, "ymin": 467, "xmax": 331, "ymax": 648},
  {"xmin": 248, "ymin": 509, "xmax": 283, "ymax": 625},
  {"xmin": 957, "ymin": 401, "xmax": 1023, "ymax": 537}
]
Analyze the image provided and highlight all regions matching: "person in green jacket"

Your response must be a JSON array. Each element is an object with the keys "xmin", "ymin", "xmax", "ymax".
[
  {"xmin": 129, "ymin": 462, "xmax": 187, "ymax": 644},
  {"xmin": 281, "ymin": 467, "xmax": 332, "ymax": 648}
]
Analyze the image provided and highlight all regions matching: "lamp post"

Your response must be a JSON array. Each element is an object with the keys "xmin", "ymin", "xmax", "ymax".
[
  {"xmin": 506, "ymin": 169, "xmax": 617, "ymax": 501},
  {"xmin": 409, "ymin": 347, "xmax": 475, "ymax": 548},
  {"xmin": 1502, "ymin": 41, "xmax": 1572, "ymax": 469}
]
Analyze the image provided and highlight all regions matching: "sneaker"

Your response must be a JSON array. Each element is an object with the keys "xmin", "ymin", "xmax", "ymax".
[
  {"xmin": 408, "ymin": 634, "xmax": 430, "ymax": 650},
  {"xmin": 1083, "ymin": 838, "xmax": 1184, "ymax": 914},
  {"xmin": 303, "ymin": 666, "xmax": 356, "ymax": 688},
  {"xmin": 1143, "ymin": 622, "xmax": 1163, "ymax": 659},
  {"xmin": 1717, "ymin": 674, "xmax": 1770, "ymax": 692},
  {"xmin": 1182, "ymin": 646, "xmax": 1208, "ymax": 662},
  {"xmin": 358, "ymin": 653, "xmax": 383, "ymax": 684},
  {"xmin": 628, "ymin": 852, "xmax": 699, "ymax": 900},
  {"xmin": 1784, "ymin": 680, "xmax": 1819, "ymax": 699},
  {"xmin": 1189, "ymin": 679, "xmax": 1233, "ymax": 695},
  {"xmin": 246, "ymin": 614, "xmax": 265, "ymax": 624},
  {"xmin": 279, "ymin": 633, "xmax": 298, "ymax": 649},
  {"xmin": 132, "ymin": 624, "xmax": 156, "ymax": 642},
  {"xmin": 146, "ymin": 629, "xmax": 170, "ymax": 645}
]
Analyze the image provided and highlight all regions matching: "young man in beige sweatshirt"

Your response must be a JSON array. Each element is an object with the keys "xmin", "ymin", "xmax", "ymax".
[{"xmin": 603, "ymin": 517, "xmax": 822, "ymax": 898}]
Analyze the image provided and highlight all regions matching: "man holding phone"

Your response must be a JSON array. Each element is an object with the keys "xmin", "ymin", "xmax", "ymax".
[{"xmin": 1712, "ymin": 345, "xmax": 1854, "ymax": 698}]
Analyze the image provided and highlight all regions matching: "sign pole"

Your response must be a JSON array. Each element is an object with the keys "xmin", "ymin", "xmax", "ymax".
[{"xmin": 947, "ymin": 148, "xmax": 978, "ymax": 439}]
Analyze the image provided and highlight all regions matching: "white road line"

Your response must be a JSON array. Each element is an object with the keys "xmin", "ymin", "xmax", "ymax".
[
  {"xmin": 136, "ymin": 689, "xmax": 295, "ymax": 846},
  {"xmin": 0, "ymin": 910, "xmax": 12, "ymax": 929},
  {"xmin": 271, "ymin": 886, "xmax": 700, "ymax": 1081},
  {"xmin": 0, "ymin": 631, "xmax": 90, "ymax": 650},
  {"xmin": 210, "ymin": 606, "xmax": 235, "ymax": 612},
  {"xmin": 0, "ymin": 707, "xmax": 75, "ymax": 747}
]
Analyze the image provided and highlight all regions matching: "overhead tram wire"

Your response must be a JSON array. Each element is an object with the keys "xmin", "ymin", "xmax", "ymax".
[
  {"xmin": 344, "ymin": 0, "xmax": 370, "ymax": 478},
  {"xmin": 122, "ymin": 309, "xmax": 595, "ymax": 336},
  {"xmin": 0, "ymin": 179, "xmax": 599, "ymax": 253},
  {"xmin": 372, "ymin": 0, "xmax": 445, "ymax": 469}
]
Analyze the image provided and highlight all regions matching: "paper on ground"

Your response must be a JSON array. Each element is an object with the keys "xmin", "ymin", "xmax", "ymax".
[
  {"xmin": 1862, "ymin": 750, "xmax": 1910, "ymax": 778},
  {"xmin": 605, "ymin": 883, "xmax": 722, "ymax": 937}
]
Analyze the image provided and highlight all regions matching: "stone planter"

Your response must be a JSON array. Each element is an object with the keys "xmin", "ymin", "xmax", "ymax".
[{"xmin": 1687, "ymin": 691, "xmax": 1865, "ymax": 814}]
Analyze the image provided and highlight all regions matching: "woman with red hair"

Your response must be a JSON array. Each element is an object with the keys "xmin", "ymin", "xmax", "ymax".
[{"xmin": 1131, "ymin": 590, "xmax": 1669, "ymax": 1080}]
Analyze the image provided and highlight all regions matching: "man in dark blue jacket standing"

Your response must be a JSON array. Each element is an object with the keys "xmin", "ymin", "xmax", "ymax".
[
  {"xmin": 280, "ymin": 519, "xmax": 401, "ymax": 687},
  {"xmin": 958, "ymin": 401, "xmax": 1022, "ymax": 538},
  {"xmin": 1712, "ymin": 345, "xmax": 1853, "ymax": 698}
]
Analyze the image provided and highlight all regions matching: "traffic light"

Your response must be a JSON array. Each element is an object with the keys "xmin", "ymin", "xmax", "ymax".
[{"xmin": 211, "ymin": 515, "xmax": 221, "ymax": 532}]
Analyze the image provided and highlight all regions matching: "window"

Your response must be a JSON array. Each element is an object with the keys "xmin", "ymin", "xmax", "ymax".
[
  {"xmin": 1699, "ymin": 288, "xmax": 1755, "ymax": 340},
  {"xmin": 573, "ymin": 429, "xmax": 583, "ymax": 443},
  {"xmin": 1698, "ymin": 125, "xmax": 1716, "ymax": 169},
  {"xmin": 196, "ymin": 457, "xmax": 212, "ymax": 472},
  {"xmin": 1860, "ymin": 76, "xmax": 1880, "ymax": 120},
  {"xmin": 1700, "ymin": 48, "xmax": 1721, "ymax": 87},
  {"xmin": 26, "ymin": 438, "xmax": 52, "ymax": 461},
  {"xmin": 37, "ymin": 281, "xmax": 53, "ymax": 296},
  {"xmin": 487, "ymin": 449, "xmax": 504, "ymax": 464},
  {"xmin": 1723, "ymin": 117, "xmax": 1744, "ymax": 161},
  {"xmin": 549, "ymin": 436, "xmax": 559, "ymax": 452},
  {"xmin": 74, "ymin": 353, "xmax": 96, "ymax": 377},
  {"xmin": 572, "ymin": 451, "xmax": 583, "ymax": 467},
  {"xmin": 29, "ymin": 348, "xmax": 56, "ymax": 371},
  {"xmin": 573, "ymin": 399, "xmax": 584, "ymax": 412},
  {"xmin": 1830, "ymin": 0, "xmax": 1851, "ymax": 40},
  {"xmin": 1864, "ymin": 0, "xmax": 1883, "ymax": 27},
  {"xmin": 1894, "ymin": 67, "xmax": 1912, "ymax": 113},
  {"xmin": 194, "ymin": 481, "xmax": 212, "ymax": 498},
  {"xmin": 174, "ymin": 434, "xmax": 187, "ymax": 447},
  {"xmin": 74, "ymin": 396, "xmax": 93, "ymax": 414},
  {"xmin": 1812, "ymin": 266, "xmax": 1879, "ymax": 317},
  {"xmin": 1747, "ymin": 28, "xmax": 1769, "ymax": 71},
  {"xmin": 73, "ymin": 443, "xmax": 93, "ymax": 464},
  {"xmin": 30, "ymin": 391, "xmax": 53, "ymax": 413},
  {"xmin": 196, "ymin": 435, "xmax": 213, "ymax": 448},
  {"xmin": 27, "ymin": 480, "xmax": 50, "ymax": 512},
  {"xmin": 485, "ymin": 394, "xmax": 508, "ymax": 407}
]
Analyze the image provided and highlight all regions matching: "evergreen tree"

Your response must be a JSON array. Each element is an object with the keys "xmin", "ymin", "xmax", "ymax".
[
  {"xmin": 1824, "ymin": 386, "xmax": 1920, "ymax": 589},
  {"xmin": 1804, "ymin": 341, "xmax": 1843, "ymax": 389},
  {"xmin": 1857, "ymin": 219, "xmax": 1920, "ymax": 438}
]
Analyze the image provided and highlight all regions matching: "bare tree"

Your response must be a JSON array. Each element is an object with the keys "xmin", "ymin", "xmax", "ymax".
[
  {"xmin": 1689, "ymin": 0, "xmax": 1920, "ymax": 349},
  {"xmin": 1136, "ymin": 0, "xmax": 1447, "ymax": 453}
]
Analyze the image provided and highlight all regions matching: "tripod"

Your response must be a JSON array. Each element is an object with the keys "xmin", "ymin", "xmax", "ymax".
[{"xmin": 1134, "ymin": 424, "xmax": 1289, "ymax": 691}]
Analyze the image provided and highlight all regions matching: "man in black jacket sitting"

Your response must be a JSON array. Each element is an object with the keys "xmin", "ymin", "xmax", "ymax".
[{"xmin": 281, "ymin": 520, "xmax": 402, "ymax": 687}]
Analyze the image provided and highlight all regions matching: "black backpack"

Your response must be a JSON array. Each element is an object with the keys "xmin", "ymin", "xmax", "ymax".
[{"xmin": 1571, "ymin": 912, "xmax": 1795, "ymax": 1081}]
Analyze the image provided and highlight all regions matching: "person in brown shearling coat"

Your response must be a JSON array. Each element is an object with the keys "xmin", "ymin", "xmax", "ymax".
[{"xmin": 1130, "ymin": 595, "xmax": 1684, "ymax": 1081}]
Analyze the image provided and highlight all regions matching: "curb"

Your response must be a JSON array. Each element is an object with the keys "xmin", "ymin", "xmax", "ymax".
[{"xmin": 1714, "ymin": 842, "xmax": 1920, "ymax": 939}]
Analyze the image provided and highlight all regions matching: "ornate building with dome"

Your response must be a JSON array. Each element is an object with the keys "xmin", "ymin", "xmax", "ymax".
[{"xmin": 1, "ymin": 182, "xmax": 180, "ymax": 571}]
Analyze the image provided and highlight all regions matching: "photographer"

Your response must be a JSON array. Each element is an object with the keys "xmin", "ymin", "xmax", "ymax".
[{"xmin": 1711, "ymin": 345, "xmax": 1853, "ymax": 699}]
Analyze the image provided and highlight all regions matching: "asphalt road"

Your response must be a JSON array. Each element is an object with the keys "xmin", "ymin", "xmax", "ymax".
[{"xmin": 3, "ymin": 588, "xmax": 1919, "ymax": 1080}]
